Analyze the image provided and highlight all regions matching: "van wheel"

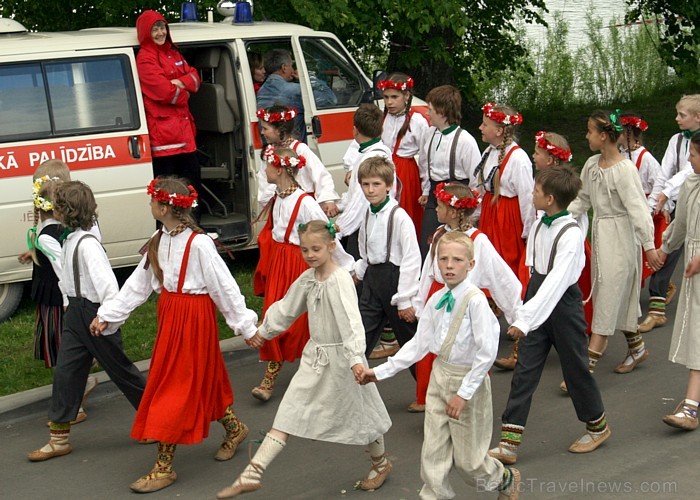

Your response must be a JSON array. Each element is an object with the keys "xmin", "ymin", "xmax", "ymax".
[{"xmin": 0, "ymin": 283, "xmax": 24, "ymax": 323}]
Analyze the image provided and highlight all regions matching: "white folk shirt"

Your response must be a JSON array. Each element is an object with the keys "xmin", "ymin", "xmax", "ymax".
[
  {"xmin": 622, "ymin": 146, "xmax": 660, "ymax": 196},
  {"xmin": 257, "ymin": 140, "xmax": 339, "ymax": 206},
  {"xmin": 60, "ymin": 228, "xmax": 120, "ymax": 318},
  {"xmin": 418, "ymin": 126, "xmax": 481, "ymax": 196},
  {"xmin": 511, "ymin": 214, "xmax": 585, "ymax": 336},
  {"xmin": 382, "ymin": 111, "xmax": 430, "ymax": 157},
  {"xmin": 354, "ymin": 198, "xmax": 421, "ymax": 310},
  {"xmin": 648, "ymin": 132, "xmax": 693, "ymax": 211},
  {"xmin": 271, "ymin": 189, "xmax": 355, "ymax": 270},
  {"xmin": 374, "ymin": 279, "xmax": 499, "ymax": 400},
  {"xmin": 343, "ymin": 140, "xmax": 360, "ymax": 172},
  {"xmin": 473, "ymin": 143, "xmax": 536, "ymax": 238},
  {"xmin": 97, "ymin": 227, "xmax": 258, "ymax": 339},
  {"xmin": 417, "ymin": 225, "xmax": 522, "ymax": 323},
  {"xmin": 336, "ymin": 141, "xmax": 396, "ymax": 238}
]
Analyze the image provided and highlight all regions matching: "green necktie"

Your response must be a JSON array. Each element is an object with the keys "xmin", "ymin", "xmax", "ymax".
[{"xmin": 435, "ymin": 290, "xmax": 455, "ymax": 313}]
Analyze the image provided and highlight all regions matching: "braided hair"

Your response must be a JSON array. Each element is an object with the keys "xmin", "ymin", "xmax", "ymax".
[
  {"xmin": 620, "ymin": 113, "xmax": 644, "ymax": 161},
  {"xmin": 589, "ymin": 110, "xmax": 623, "ymax": 144},
  {"xmin": 479, "ymin": 104, "xmax": 519, "ymax": 205},
  {"xmin": 381, "ymin": 73, "xmax": 414, "ymax": 143},
  {"xmin": 146, "ymin": 176, "xmax": 204, "ymax": 285}
]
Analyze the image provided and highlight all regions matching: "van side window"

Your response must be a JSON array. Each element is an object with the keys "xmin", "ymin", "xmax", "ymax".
[
  {"xmin": 299, "ymin": 37, "xmax": 366, "ymax": 109},
  {"xmin": 0, "ymin": 55, "xmax": 139, "ymax": 143}
]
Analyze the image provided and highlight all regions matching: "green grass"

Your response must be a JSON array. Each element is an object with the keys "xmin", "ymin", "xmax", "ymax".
[{"xmin": 0, "ymin": 250, "xmax": 262, "ymax": 397}]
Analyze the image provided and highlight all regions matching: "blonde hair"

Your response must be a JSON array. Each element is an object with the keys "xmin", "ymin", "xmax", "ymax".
[
  {"xmin": 270, "ymin": 147, "xmax": 302, "ymax": 185},
  {"xmin": 480, "ymin": 104, "xmax": 519, "ymax": 204},
  {"xmin": 298, "ymin": 219, "xmax": 338, "ymax": 242},
  {"xmin": 357, "ymin": 156, "xmax": 394, "ymax": 185},
  {"xmin": 29, "ymin": 180, "xmax": 62, "ymax": 265},
  {"xmin": 437, "ymin": 231, "xmax": 474, "ymax": 261},
  {"xmin": 441, "ymin": 182, "xmax": 477, "ymax": 230},
  {"xmin": 33, "ymin": 160, "xmax": 71, "ymax": 182},
  {"xmin": 542, "ymin": 132, "xmax": 571, "ymax": 167},
  {"xmin": 677, "ymin": 94, "xmax": 700, "ymax": 115},
  {"xmin": 146, "ymin": 177, "xmax": 205, "ymax": 285}
]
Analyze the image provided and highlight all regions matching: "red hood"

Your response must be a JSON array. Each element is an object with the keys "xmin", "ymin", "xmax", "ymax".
[{"xmin": 136, "ymin": 10, "xmax": 173, "ymax": 49}]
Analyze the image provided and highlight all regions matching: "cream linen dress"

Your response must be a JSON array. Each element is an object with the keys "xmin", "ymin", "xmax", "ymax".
[
  {"xmin": 259, "ymin": 267, "xmax": 391, "ymax": 444},
  {"xmin": 568, "ymin": 155, "xmax": 654, "ymax": 335},
  {"xmin": 661, "ymin": 173, "xmax": 700, "ymax": 369}
]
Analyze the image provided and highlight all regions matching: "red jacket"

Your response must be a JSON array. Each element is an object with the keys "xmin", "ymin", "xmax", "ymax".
[{"xmin": 136, "ymin": 10, "xmax": 200, "ymax": 157}]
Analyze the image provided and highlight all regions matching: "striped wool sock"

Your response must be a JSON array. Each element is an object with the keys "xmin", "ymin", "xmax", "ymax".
[
  {"xmin": 588, "ymin": 349, "xmax": 603, "ymax": 373},
  {"xmin": 499, "ymin": 423, "xmax": 524, "ymax": 452},
  {"xmin": 586, "ymin": 413, "xmax": 608, "ymax": 436},
  {"xmin": 40, "ymin": 422, "xmax": 71, "ymax": 453},
  {"xmin": 146, "ymin": 442, "xmax": 176, "ymax": 478},
  {"xmin": 219, "ymin": 405, "xmax": 243, "ymax": 442},
  {"xmin": 623, "ymin": 330, "xmax": 646, "ymax": 357},
  {"xmin": 648, "ymin": 296, "xmax": 666, "ymax": 317},
  {"xmin": 498, "ymin": 466, "xmax": 515, "ymax": 492}
]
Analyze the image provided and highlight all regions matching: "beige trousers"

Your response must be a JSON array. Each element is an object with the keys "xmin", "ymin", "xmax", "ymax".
[{"xmin": 419, "ymin": 359, "xmax": 504, "ymax": 499}]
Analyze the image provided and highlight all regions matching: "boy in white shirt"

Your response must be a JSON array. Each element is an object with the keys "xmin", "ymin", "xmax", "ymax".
[
  {"xmin": 489, "ymin": 168, "xmax": 609, "ymax": 466},
  {"xmin": 358, "ymin": 231, "xmax": 520, "ymax": 500}
]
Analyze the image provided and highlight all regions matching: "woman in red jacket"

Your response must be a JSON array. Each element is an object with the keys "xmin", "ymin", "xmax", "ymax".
[{"xmin": 136, "ymin": 11, "xmax": 201, "ymax": 212}]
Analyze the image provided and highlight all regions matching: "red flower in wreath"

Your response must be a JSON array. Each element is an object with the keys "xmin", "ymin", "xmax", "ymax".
[
  {"xmin": 534, "ymin": 131, "xmax": 573, "ymax": 163},
  {"xmin": 482, "ymin": 102, "xmax": 523, "ymax": 126},
  {"xmin": 263, "ymin": 145, "xmax": 306, "ymax": 169},
  {"xmin": 256, "ymin": 107, "xmax": 297, "ymax": 123},
  {"xmin": 147, "ymin": 179, "xmax": 198, "ymax": 208},
  {"xmin": 434, "ymin": 182, "xmax": 480, "ymax": 209},
  {"xmin": 620, "ymin": 116, "xmax": 649, "ymax": 131},
  {"xmin": 377, "ymin": 77, "xmax": 414, "ymax": 92}
]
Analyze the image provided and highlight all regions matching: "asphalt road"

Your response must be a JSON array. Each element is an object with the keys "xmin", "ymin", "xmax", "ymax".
[{"xmin": 1, "ymin": 279, "xmax": 696, "ymax": 499}]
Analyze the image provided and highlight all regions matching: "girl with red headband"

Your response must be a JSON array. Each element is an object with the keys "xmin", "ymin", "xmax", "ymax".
[
  {"xmin": 475, "ymin": 103, "xmax": 535, "ymax": 299},
  {"xmin": 252, "ymin": 147, "xmax": 353, "ymax": 403},
  {"xmin": 92, "ymin": 177, "xmax": 258, "ymax": 493},
  {"xmin": 408, "ymin": 182, "xmax": 522, "ymax": 412},
  {"xmin": 379, "ymin": 73, "xmax": 429, "ymax": 238}
]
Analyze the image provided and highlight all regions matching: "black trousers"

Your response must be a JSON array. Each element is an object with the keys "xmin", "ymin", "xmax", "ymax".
[
  {"xmin": 49, "ymin": 298, "xmax": 146, "ymax": 423},
  {"xmin": 360, "ymin": 262, "xmax": 417, "ymax": 378},
  {"xmin": 419, "ymin": 181, "xmax": 445, "ymax": 258},
  {"xmin": 502, "ymin": 272, "xmax": 605, "ymax": 427}
]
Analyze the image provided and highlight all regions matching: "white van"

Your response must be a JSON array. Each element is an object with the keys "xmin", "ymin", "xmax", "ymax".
[{"xmin": 0, "ymin": 16, "xmax": 427, "ymax": 322}]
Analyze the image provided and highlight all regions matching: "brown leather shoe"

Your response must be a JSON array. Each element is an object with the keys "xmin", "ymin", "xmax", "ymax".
[
  {"xmin": 130, "ymin": 471, "xmax": 177, "ymax": 493},
  {"xmin": 493, "ymin": 355, "xmax": 517, "ymax": 370},
  {"xmin": 614, "ymin": 348, "xmax": 649, "ymax": 374},
  {"xmin": 27, "ymin": 442, "xmax": 73, "ymax": 462},
  {"xmin": 638, "ymin": 313, "xmax": 667, "ymax": 333},
  {"xmin": 407, "ymin": 401, "xmax": 425, "ymax": 413},
  {"xmin": 368, "ymin": 341, "xmax": 400, "ymax": 360},
  {"xmin": 497, "ymin": 467, "xmax": 521, "ymax": 499},
  {"xmin": 358, "ymin": 455, "xmax": 392, "ymax": 491},
  {"xmin": 488, "ymin": 445, "xmax": 517, "ymax": 465},
  {"xmin": 215, "ymin": 424, "xmax": 249, "ymax": 461},
  {"xmin": 568, "ymin": 426, "xmax": 611, "ymax": 453},
  {"xmin": 662, "ymin": 403, "xmax": 699, "ymax": 431},
  {"xmin": 251, "ymin": 386, "xmax": 273, "ymax": 402},
  {"xmin": 666, "ymin": 282, "xmax": 677, "ymax": 304}
]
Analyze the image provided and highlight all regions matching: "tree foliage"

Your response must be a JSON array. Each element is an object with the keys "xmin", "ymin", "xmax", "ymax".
[{"xmin": 626, "ymin": 0, "xmax": 700, "ymax": 83}]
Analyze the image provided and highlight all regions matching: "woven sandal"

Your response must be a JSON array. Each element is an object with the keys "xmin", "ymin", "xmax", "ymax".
[
  {"xmin": 488, "ymin": 445, "xmax": 517, "ymax": 465},
  {"xmin": 358, "ymin": 454, "xmax": 392, "ymax": 491},
  {"xmin": 216, "ymin": 462, "xmax": 264, "ymax": 499},
  {"xmin": 497, "ymin": 467, "xmax": 521, "ymax": 499}
]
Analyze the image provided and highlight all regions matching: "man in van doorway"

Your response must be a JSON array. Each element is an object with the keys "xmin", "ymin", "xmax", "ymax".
[{"xmin": 256, "ymin": 49, "xmax": 337, "ymax": 143}]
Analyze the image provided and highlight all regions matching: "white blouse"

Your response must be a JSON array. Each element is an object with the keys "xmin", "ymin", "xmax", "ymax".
[{"xmin": 381, "ymin": 111, "xmax": 429, "ymax": 157}]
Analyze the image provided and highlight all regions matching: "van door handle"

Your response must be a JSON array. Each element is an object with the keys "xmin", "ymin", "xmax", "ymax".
[
  {"xmin": 312, "ymin": 116, "xmax": 322, "ymax": 138},
  {"xmin": 129, "ymin": 136, "xmax": 141, "ymax": 159}
]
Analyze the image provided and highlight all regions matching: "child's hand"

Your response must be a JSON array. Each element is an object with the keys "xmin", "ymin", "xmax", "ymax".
[
  {"xmin": 89, "ymin": 317, "xmax": 108, "ymax": 337},
  {"xmin": 344, "ymin": 171, "xmax": 352, "ymax": 186},
  {"xmin": 655, "ymin": 193, "xmax": 668, "ymax": 214},
  {"xmin": 351, "ymin": 363, "xmax": 365, "ymax": 382},
  {"xmin": 418, "ymin": 195, "xmax": 428, "ymax": 207},
  {"xmin": 645, "ymin": 249, "xmax": 665, "ymax": 272},
  {"xmin": 321, "ymin": 201, "xmax": 339, "ymax": 218},
  {"xmin": 398, "ymin": 307, "xmax": 417, "ymax": 323},
  {"xmin": 352, "ymin": 273, "xmax": 361, "ymax": 285},
  {"xmin": 507, "ymin": 325, "xmax": 524, "ymax": 340},
  {"xmin": 17, "ymin": 251, "xmax": 32, "ymax": 265},
  {"xmin": 685, "ymin": 255, "xmax": 700, "ymax": 278},
  {"xmin": 446, "ymin": 395, "xmax": 467, "ymax": 419},
  {"xmin": 662, "ymin": 209, "xmax": 671, "ymax": 224},
  {"xmin": 356, "ymin": 366, "xmax": 377, "ymax": 385},
  {"xmin": 246, "ymin": 332, "xmax": 265, "ymax": 350}
]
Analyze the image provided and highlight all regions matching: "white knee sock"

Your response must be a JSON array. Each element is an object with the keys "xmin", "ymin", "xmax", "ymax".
[
  {"xmin": 366, "ymin": 436, "xmax": 387, "ymax": 479},
  {"xmin": 239, "ymin": 433, "xmax": 285, "ymax": 484}
]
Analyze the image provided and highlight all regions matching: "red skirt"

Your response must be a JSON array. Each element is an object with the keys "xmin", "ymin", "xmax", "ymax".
[
  {"xmin": 641, "ymin": 212, "xmax": 670, "ymax": 284},
  {"xmin": 131, "ymin": 289, "xmax": 233, "ymax": 445},
  {"xmin": 415, "ymin": 280, "xmax": 444, "ymax": 404},
  {"xmin": 479, "ymin": 193, "xmax": 529, "ymax": 294},
  {"xmin": 259, "ymin": 240, "xmax": 310, "ymax": 362},
  {"xmin": 580, "ymin": 240, "xmax": 594, "ymax": 335},
  {"xmin": 393, "ymin": 155, "xmax": 423, "ymax": 238},
  {"xmin": 253, "ymin": 216, "xmax": 273, "ymax": 297}
]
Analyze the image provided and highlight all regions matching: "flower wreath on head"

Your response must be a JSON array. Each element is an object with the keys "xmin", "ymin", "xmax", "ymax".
[
  {"xmin": 377, "ymin": 76, "xmax": 414, "ymax": 92},
  {"xmin": 263, "ymin": 145, "xmax": 306, "ymax": 169},
  {"xmin": 621, "ymin": 116, "xmax": 649, "ymax": 132},
  {"xmin": 256, "ymin": 107, "xmax": 297, "ymax": 123},
  {"xmin": 434, "ymin": 182, "xmax": 480, "ymax": 210},
  {"xmin": 482, "ymin": 102, "xmax": 523, "ymax": 126},
  {"xmin": 32, "ymin": 175, "xmax": 61, "ymax": 212},
  {"xmin": 534, "ymin": 131, "xmax": 573, "ymax": 163},
  {"xmin": 147, "ymin": 179, "xmax": 198, "ymax": 209}
]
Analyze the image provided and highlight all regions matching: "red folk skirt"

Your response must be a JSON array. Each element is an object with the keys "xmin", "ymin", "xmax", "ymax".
[
  {"xmin": 259, "ymin": 240, "xmax": 310, "ymax": 362},
  {"xmin": 393, "ymin": 154, "xmax": 423, "ymax": 238},
  {"xmin": 641, "ymin": 212, "xmax": 670, "ymax": 285},
  {"xmin": 131, "ymin": 289, "xmax": 233, "ymax": 445},
  {"xmin": 580, "ymin": 240, "xmax": 594, "ymax": 335},
  {"xmin": 253, "ymin": 215, "xmax": 274, "ymax": 297},
  {"xmin": 415, "ymin": 280, "xmax": 445, "ymax": 405},
  {"xmin": 479, "ymin": 193, "xmax": 529, "ymax": 294}
]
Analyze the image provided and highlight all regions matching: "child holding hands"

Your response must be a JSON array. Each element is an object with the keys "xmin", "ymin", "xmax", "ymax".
[
  {"xmin": 217, "ymin": 220, "xmax": 391, "ymax": 498},
  {"xmin": 358, "ymin": 231, "xmax": 519, "ymax": 499},
  {"xmin": 659, "ymin": 133, "xmax": 700, "ymax": 431}
]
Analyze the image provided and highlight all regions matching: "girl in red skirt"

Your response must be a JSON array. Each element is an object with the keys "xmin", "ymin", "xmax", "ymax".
[
  {"xmin": 252, "ymin": 147, "xmax": 351, "ymax": 402},
  {"xmin": 410, "ymin": 182, "xmax": 523, "ymax": 411},
  {"xmin": 93, "ymin": 177, "xmax": 259, "ymax": 493},
  {"xmin": 253, "ymin": 105, "xmax": 339, "ymax": 296},
  {"xmin": 379, "ymin": 73, "xmax": 429, "ymax": 237}
]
